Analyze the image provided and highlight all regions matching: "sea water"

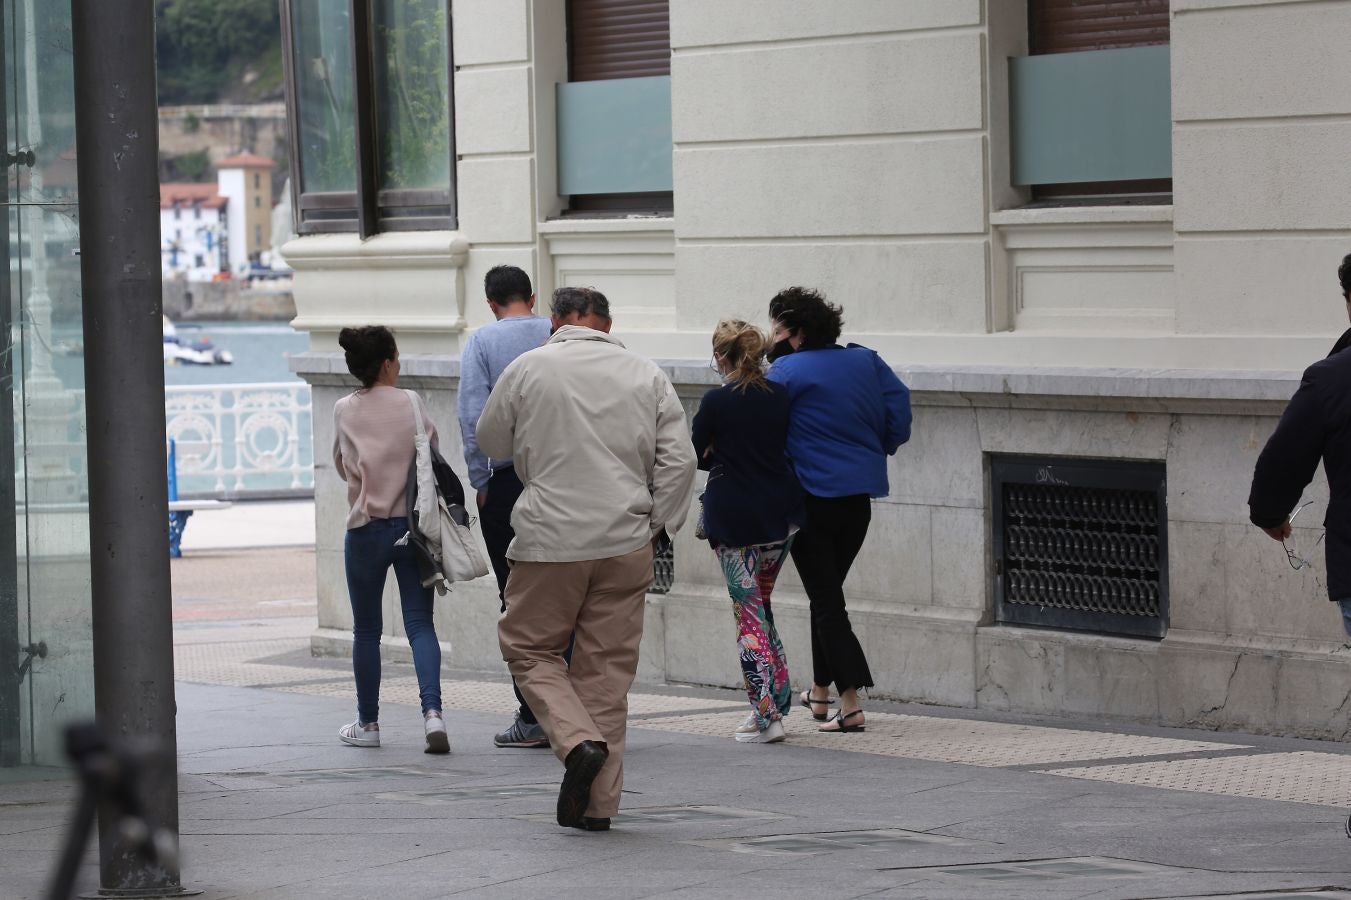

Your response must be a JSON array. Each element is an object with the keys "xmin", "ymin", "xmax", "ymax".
[{"xmin": 164, "ymin": 321, "xmax": 308, "ymax": 387}]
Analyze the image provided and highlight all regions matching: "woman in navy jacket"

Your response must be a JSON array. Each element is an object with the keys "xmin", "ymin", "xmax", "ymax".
[
  {"xmin": 767, "ymin": 287, "xmax": 911, "ymax": 733},
  {"xmin": 692, "ymin": 320, "xmax": 805, "ymax": 744}
]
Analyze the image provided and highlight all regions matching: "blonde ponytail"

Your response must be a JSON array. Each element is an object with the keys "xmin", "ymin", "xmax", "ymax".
[{"xmin": 712, "ymin": 319, "xmax": 770, "ymax": 393}]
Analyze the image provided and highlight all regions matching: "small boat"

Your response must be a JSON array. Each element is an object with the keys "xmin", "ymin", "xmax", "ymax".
[{"xmin": 163, "ymin": 315, "xmax": 233, "ymax": 366}]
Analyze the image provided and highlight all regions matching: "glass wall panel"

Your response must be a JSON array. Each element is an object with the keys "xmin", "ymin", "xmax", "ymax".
[
  {"xmin": 8, "ymin": 0, "xmax": 77, "ymax": 206},
  {"xmin": 2, "ymin": 0, "xmax": 93, "ymax": 775},
  {"xmin": 372, "ymin": 0, "xmax": 450, "ymax": 192},
  {"xmin": 290, "ymin": 0, "xmax": 357, "ymax": 194}
]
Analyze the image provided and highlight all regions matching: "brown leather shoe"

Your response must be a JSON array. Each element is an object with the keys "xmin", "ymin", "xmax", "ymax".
[{"xmin": 556, "ymin": 740, "xmax": 608, "ymax": 827}]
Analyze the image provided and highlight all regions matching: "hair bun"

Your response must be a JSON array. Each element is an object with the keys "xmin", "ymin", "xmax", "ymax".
[{"xmin": 339, "ymin": 325, "xmax": 397, "ymax": 388}]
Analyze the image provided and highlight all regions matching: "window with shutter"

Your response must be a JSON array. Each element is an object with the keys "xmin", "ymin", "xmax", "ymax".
[
  {"xmin": 1018, "ymin": 0, "xmax": 1172, "ymax": 199},
  {"xmin": 563, "ymin": 0, "xmax": 672, "ymax": 215}
]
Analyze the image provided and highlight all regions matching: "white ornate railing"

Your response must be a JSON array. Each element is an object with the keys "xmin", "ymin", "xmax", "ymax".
[
  {"xmin": 164, "ymin": 382, "xmax": 314, "ymax": 497},
  {"xmin": 14, "ymin": 381, "xmax": 314, "ymax": 499}
]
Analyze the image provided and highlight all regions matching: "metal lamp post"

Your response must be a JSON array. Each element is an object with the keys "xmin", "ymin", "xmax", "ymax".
[{"xmin": 71, "ymin": 0, "xmax": 194, "ymax": 895}]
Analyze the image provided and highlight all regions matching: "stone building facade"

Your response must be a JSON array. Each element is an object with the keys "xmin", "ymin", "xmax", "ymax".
[{"xmin": 282, "ymin": 0, "xmax": 1351, "ymax": 740}]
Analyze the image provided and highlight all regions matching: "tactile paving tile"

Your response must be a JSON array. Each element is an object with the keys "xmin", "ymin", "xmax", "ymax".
[
  {"xmin": 1042, "ymin": 751, "xmax": 1351, "ymax": 808},
  {"xmin": 634, "ymin": 708, "xmax": 1245, "ymax": 768},
  {"xmin": 175, "ymin": 639, "xmax": 320, "ymax": 686},
  {"xmin": 178, "ymin": 640, "xmax": 742, "ymax": 718},
  {"xmin": 626, "ymin": 693, "xmax": 743, "ymax": 715}
]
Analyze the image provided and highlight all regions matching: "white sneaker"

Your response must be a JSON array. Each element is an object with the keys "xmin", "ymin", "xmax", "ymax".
[
  {"xmin": 424, "ymin": 713, "xmax": 449, "ymax": 754},
  {"xmin": 735, "ymin": 716, "xmax": 786, "ymax": 744},
  {"xmin": 339, "ymin": 720, "xmax": 379, "ymax": 747},
  {"xmin": 734, "ymin": 713, "xmax": 759, "ymax": 737}
]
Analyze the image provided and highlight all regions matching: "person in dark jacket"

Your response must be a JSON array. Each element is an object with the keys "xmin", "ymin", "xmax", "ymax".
[
  {"xmin": 767, "ymin": 287, "xmax": 911, "ymax": 734},
  {"xmin": 691, "ymin": 320, "xmax": 805, "ymax": 744},
  {"xmin": 1249, "ymin": 253, "xmax": 1351, "ymax": 637}
]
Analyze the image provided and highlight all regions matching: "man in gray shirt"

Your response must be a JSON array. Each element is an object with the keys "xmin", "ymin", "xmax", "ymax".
[{"xmin": 457, "ymin": 265, "xmax": 554, "ymax": 748}]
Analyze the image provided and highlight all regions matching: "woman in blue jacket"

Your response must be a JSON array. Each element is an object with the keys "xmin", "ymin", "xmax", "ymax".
[
  {"xmin": 766, "ymin": 288, "xmax": 911, "ymax": 733},
  {"xmin": 692, "ymin": 320, "xmax": 805, "ymax": 744}
]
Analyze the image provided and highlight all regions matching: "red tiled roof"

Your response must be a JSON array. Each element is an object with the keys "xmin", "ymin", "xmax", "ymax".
[
  {"xmin": 160, "ymin": 182, "xmax": 227, "ymax": 210},
  {"xmin": 215, "ymin": 152, "xmax": 274, "ymax": 169}
]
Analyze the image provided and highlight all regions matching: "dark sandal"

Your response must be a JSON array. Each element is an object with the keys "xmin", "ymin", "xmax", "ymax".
[
  {"xmin": 819, "ymin": 709, "xmax": 865, "ymax": 733},
  {"xmin": 799, "ymin": 690, "xmax": 834, "ymax": 722}
]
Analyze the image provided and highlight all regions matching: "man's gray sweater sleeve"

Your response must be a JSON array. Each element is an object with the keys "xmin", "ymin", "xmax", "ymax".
[{"xmin": 457, "ymin": 334, "xmax": 493, "ymax": 491}]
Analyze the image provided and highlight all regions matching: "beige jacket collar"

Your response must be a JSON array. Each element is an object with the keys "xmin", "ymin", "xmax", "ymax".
[{"xmin": 546, "ymin": 324, "xmax": 626, "ymax": 348}]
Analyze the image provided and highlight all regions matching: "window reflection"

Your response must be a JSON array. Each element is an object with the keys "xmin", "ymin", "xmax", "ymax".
[
  {"xmin": 291, "ymin": 0, "xmax": 356, "ymax": 194},
  {"xmin": 372, "ymin": 0, "xmax": 451, "ymax": 193}
]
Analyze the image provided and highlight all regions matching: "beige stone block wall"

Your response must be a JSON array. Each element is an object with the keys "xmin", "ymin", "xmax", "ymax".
[
  {"xmin": 1172, "ymin": 0, "xmax": 1351, "ymax": 342},
  {"xmin": 668, "ymin": 0, "xmax": 992, "ymax": 343},
  {"xmin": 674, "ymin": 241, "xmax": 989, "ymax": 335}
]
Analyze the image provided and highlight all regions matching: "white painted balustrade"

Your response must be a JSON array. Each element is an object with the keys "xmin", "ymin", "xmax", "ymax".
[{"xmin": 164, "ymin": 382, "xmax": 314, "ymax": 496}]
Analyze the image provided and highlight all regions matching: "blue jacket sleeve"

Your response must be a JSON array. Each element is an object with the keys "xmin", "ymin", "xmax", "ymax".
[
  {"xmin": 456, "ymin": 334, "xmax": 493, "ymax": 491},
  {"xmin": 873, "ymin": 352, "xmax": 911, "ymax": 454},
  {"xmin": 1248, "ymin": 368, "xmax": 1325, "ymax": 529}
]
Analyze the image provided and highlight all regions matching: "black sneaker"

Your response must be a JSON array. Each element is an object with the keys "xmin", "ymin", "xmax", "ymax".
[
  {"xmin": 556, "ymin": 740, "xmax": 607, "ymax": 828},
  {"xmin": 493, "ymin": 714, "xmax": 549, "ymax": 749}
]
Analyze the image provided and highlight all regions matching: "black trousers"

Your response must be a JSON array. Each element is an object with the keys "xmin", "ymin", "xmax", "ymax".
[
  {"xmin": 481, "ymin": 464, "xmax": 574, "ymax": 724},
  {"xmin": 481, "ymin": 464, "xmax": 523, "ymax": 603},
  {"xmin": 481, "ymin": 465, "xmax": 538, "ymax": 723},
  {"xmin": 789, "ymin": 493, "xmax": 874, "ymax": 693}
]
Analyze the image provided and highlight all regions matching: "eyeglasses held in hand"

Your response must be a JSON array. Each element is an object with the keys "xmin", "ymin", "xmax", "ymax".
[{"xmin": 1283, "ymin": 501, "xmax": 1322, "ymax": 571}]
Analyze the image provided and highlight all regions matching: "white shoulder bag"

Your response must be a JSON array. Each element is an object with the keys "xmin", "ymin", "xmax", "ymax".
[{"xmin": 405, "ymin": 390, "xmax": 489, "ymax": 592}]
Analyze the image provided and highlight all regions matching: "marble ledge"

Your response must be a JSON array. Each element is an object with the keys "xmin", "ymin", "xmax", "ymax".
[
  {"xmin": 293, "ymin": 350, "xmax": 1300, "ymax": 404},
  {"xmin": 661, "ymin": 360, "xmax": 1302, "ymax": 404},
  {"xmin": 290, "ymin": 351, "xmax": 461, "ymax": 380}
]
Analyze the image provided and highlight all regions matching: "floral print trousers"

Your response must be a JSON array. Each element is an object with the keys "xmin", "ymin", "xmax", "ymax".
[{"xmin": 714, "ymin": 539, "xmax": 793, "ymax": 729}]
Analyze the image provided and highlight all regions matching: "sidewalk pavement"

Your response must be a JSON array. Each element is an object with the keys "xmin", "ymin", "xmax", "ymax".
[
  {"xmin": 7, "ymin": 608, "xmax": 1351, "ymax": 899},
  {"xmin": 178, "ymin": 499, "xmax": 316, "ymax": 553}
]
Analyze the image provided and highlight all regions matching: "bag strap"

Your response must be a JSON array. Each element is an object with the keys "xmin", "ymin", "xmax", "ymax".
[{"xmin": 404, "ymin": 389, "xmax": 427, "ymax": 441}]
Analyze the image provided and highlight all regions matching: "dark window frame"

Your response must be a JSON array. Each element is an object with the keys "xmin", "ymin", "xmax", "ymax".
[{"xmin": 280, "ymin": 0, "xmax": 458, "ymax": 238}]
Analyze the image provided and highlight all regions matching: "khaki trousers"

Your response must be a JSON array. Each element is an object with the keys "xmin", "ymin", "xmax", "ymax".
[{"xmin": 497, "ymin": 544, "xmax": 653, "ymax": 818}]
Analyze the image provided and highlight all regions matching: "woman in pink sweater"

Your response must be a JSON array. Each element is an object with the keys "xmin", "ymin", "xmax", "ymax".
[{"xmin": 332, "ymin": 326, "xmax": 448, "ymax": 753}]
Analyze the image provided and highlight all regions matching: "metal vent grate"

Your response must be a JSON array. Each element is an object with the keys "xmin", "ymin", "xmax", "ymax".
[{"xmin": 993, "ymin": 456, "xmax": 1168, "ymax": 638}]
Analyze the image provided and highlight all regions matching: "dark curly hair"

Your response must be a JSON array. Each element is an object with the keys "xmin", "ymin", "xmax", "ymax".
[
  {"xmin": 1339, "ymin": 253, "xmax": 1351, "ymax": 300},
  {"xmin": 768, "ymin": 286, "xmax": 844, "ymax": 347},
  {"xmin": 338, "ymin": 325, "xmax": 397, "ymax": 388}
]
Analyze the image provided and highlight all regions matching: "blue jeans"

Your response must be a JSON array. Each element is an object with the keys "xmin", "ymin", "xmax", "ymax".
[
  {"xmin": 1339, "ymin": 600, "xmax": 1351, "ymax": 637},
  {"xmin": 345, "ymin": 517, "xmax": 442, "ymax": 722}
]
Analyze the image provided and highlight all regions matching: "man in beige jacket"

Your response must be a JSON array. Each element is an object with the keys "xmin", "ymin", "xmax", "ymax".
[{"xmin": 477, "ymin": 286, "xmax": 697, "ymax": 831}]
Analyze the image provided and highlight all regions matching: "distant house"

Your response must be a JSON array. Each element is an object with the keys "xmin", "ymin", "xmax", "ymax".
[
  {"xmin": 160, "ymin": 152, "xmax": 275, "ymax": 281},
  {"xmin": 159, "ymin": 182, "xmax": 228, "ymax": 282},
  {"xmin": 214, "ymin": 152, "xmax": 274, "ymax": 271}
]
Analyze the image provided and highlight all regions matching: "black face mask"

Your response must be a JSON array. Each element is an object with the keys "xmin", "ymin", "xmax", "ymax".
[{"xmin": 766, "ymin": 338, "xmax": 795, "ymax": 363}]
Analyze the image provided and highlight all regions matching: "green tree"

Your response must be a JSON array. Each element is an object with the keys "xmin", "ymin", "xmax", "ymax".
[{"xmin": 156, "ymin": 0, "xmax": 281, "ymax": 104}]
